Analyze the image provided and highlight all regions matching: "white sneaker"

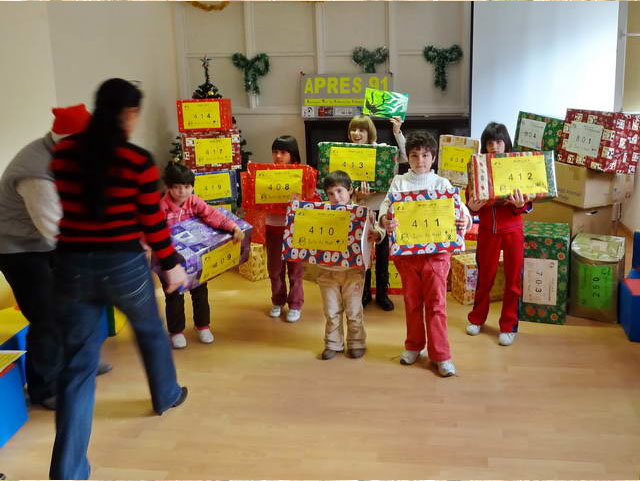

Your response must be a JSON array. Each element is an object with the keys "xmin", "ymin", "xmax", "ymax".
[
  {"xmin": 400, "ymin": 349, "xmax": 421, "ymax": 365},
  {"xmin": 286, "ymin": 309, "xmax": 301, "ymax": 323},
  {"xmin": 269, "ymin": 305, "xmax": 283, "ymax": 318},
  {"xmin": 466, "ymin": 323, "xmax": 481, "ymax": 336},
  {"xmin": 437, "ymin": 359, "xmax": 456, "ymax": 377},
  {"xmin": 499, "ymin": 332, "xmax": 517, "ymax": 346},
  {"xmin": 197, "ymin": 328, "xmax": 214, "ymax": 344},
  {"xmin": 171, "ymin": 333, "xmax": 187, "ymax": 349}
]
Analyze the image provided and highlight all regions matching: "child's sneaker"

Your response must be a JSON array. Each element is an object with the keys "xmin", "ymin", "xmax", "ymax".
[
  {"xmin": 437, "ymin": 359, "xmax": 456, "ymax": 377},
  {"xmin": 286, "ymin": 309, "xmax": 301, "ymax": 323},
  {"xmin": 197, "ymin": 327, "xmax": 214, "ymax": 344},
  {"xmin": 269, "ymin": 305, "xmax": 283, "ymax": 318},
  {"xmin": 400, "ymin": 349, "xmax": 421, "ymax": 365},
  {"xmin": 499, "ymin": 332, "xmax": 516, "ymax": 346},
  {"xmin": 321, "ymin": 348, "xmax": 340, "ymax": 360},
  {"xmin": 171, "ymin": 333, "xmax": 187, "ymax": 349},
  {"xmin": 466, "ymin": 322, "xmax": 481, "ymax": 336}
]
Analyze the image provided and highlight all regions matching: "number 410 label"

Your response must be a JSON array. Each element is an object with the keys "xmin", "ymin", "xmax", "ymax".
[{"xmin": 291, "ymin": 208, "xmax": 350, "ymax": 252}]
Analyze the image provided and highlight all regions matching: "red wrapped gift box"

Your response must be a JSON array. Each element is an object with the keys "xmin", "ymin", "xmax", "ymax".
[
  {"xmin": 176, "ymin": 99, "xmax": 233, "ymax": 133},
  {"xmin": 241, "ymin": 162, "xmax": 319, "ymax": 214},
  {"xmin": 181, "ymin": 130, "xmax": 241, "ymax": 172},
  {"xmin": 556, "ymin": 109, "xmax": 640, "ymax": 174}
]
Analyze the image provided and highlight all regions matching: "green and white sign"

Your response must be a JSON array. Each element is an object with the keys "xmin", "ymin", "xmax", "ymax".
[{"xmin": 362, "ymin": 88, "xmax": 409, "ymax": 120}]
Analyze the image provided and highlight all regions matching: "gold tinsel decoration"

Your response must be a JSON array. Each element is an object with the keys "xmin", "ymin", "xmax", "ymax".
[{"xmin": 188, "ymin": 1, "xmax": 230, "ymax": 12}]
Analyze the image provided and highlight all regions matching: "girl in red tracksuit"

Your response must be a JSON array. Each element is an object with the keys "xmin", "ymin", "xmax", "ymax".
[{"xmin": 466, "ymin": 122, "xmax": 533, "ymax": 346}]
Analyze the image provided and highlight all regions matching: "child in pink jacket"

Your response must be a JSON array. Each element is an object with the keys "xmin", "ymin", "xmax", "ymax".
[{"xmin": 160, "ymin": 163, "xmax": 244, "ymax": 349}]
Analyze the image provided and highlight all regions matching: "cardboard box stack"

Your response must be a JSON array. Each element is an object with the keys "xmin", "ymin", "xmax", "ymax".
[
  {"xmin": 451, "ymin": 252, "xmax": 504, "ymax": 305},
  {"xmin": 569, "ymin": 233, "xmax": 625, "ymax": 323},
  {"xmin": 176, "ymin": 98, "xmax": 241, "ymax": 211},
  {"xmin": 519, "ymin": 222, "xmax": 570, "ymax": 325}
]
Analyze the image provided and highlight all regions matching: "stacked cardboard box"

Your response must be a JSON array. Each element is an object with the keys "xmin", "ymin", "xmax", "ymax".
[{"xmin": 519, "ymin": 222, "xmax": 570, "ymax": 325}]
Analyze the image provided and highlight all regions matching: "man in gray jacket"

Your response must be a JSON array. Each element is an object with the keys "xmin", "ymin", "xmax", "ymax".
[{"xmin": 0, "ymin": 104, "xmax": 111, "ymax": 410}]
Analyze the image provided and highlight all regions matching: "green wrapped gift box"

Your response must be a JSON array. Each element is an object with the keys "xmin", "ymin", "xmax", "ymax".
[
  {"xmin": 514, "ymin": 111, "xmax": 565, "ymax": 153},
  {"xmin": 519, "ymin": 222, "xmax": 570, "ymax": 325},
  {"xmin": 317, "ymin": 142, "xmax": 398, "ymax": 193}
]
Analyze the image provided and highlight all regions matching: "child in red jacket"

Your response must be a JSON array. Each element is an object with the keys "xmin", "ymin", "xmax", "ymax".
[
  {"xmin": 160, "ymin": 163, "xmax": 244, "ymax": 349},
  {"xmin": 466, "ymin": 123, "xmax": 533, "ymax": 346}
]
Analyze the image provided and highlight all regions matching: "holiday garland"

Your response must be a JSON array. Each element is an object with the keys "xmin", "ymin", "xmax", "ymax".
[
  {"xmin": 231, "ymin": 53, "xmax": 270, "ymax": 95},
  {"xmin": 352, "ymin": 46, "xmax": 388, "ymax": 74},
  {"xmin": 423, "ymin": 44, "xmax": 463, "ymax": 91},
  {"xmin": 188, "ymin": 1, "xmax": 230, "ymax": 12}
]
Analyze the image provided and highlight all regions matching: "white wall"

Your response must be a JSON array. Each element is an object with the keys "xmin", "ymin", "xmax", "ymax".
[
  {"xmin": 471, "ymin": 1, "xmax": 621, "ymax": 139},
  {"xmin": 46, "ymin": 1, "xmax": 180, "ymax": 164},
  {"xmin": 0, "ymin": 3, "xmax": 58, "ymax": 174},
  {"xmin": 176, "ymin": 1, "xmax": 470, "ymax": 164}
]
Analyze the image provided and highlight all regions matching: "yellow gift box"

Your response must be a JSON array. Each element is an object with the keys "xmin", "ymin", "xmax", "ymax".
[
  {"xmin": 238, "ymin": 242, "xmax": 269, "ymax": 281},
  {"xmin": 451, "ymin": 253, "xmax": 504, "ymax": 305}
]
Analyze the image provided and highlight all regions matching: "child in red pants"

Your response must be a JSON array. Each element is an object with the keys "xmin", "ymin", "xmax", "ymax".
[
  {"xmin": 466, "ymin": 122, "xmax": 534, "ymax": 346},
  {"xmin": 265, "ymin": 135, "xmax": 305, "ymax": 323},
  {"xmin": 377, "ymin": 132, "xmax": 472, "ymax": 377}
]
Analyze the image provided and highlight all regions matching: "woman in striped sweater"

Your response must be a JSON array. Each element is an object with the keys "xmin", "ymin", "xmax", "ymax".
[{"xmin": 49, "ymin": 78, "xmax": 188, "ymax": 480}]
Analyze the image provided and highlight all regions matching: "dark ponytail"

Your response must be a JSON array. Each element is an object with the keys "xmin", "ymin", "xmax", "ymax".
[{"xmin": 80, "ymin": 78, "xmax": 142, "ymax": 219}]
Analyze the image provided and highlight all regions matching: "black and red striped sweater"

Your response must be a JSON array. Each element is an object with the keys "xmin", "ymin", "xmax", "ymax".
[{"xmin": 51, "ymin": 135, "xmax": 178, "ymax": 270}]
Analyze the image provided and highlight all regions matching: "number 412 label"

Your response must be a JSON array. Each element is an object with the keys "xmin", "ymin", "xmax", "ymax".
[{"xmin": 291, "ymin": 208, "xmax": 351, "ymax": 252}]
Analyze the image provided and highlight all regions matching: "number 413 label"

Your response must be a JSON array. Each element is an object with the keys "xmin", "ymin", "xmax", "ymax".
[
  {"xmin": 291, "ymin": 208, "xmax": 351, "ymax": 252},
  {"xmin": 394, "ymin": 198, "xmax": 456, "ymax": 245}
]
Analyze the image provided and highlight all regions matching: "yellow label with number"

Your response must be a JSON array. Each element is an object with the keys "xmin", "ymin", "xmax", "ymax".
[
  {"xmin": 255, "ymin": 170, "xmax": 303, "ymax": 204},
  {"xmin": 194, "ymin": 138, "xmax": 233, "ymax": 166},
  {"xmin": 394, "ymin": 198, "xmax": 457, "ymax": 245},
  {"xmin": 491, "ymin": 155, "xmax": 548, "ymax": 197},
  {"xmin": 292, "ymin": 208, "xmax": 351, "ymax": 252},
  {"xmin": 194, "ymin": 173, "xmax": 232, "ymax": 201},
  {"xmin": 441, "ymin": 145, "xmax": 474, "ymax": 173},
  {"xmin": 181, "ymin": 102, "xmax": 221, "ymax": 130},
  {"xmin": 199, "ymin": 240, "xmax": 241, "ymax": 282},
  {"xmin": 329, "ymin": 146, "xmax": 376, "ymax": 181}
]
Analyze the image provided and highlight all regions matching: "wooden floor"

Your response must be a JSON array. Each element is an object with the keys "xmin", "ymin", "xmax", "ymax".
[{"xmin": 1, "ymin": 269, "xmax": 639, "ymax": 480}]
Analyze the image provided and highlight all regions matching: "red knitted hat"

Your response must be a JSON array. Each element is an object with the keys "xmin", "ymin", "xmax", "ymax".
[{"xmin": 51, "ymin": 104, "xmax": 91, "ymax": 135}]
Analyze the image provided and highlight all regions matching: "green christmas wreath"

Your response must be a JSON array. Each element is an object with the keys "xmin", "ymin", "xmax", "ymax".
[
  {"xmin": 352, "ymin": 46, "xmax": 388, "ymax": 74},
  {"xmin": 423, "ymin": 44, "xmax": 463, "ymax": 91},
  {"xmin": 231, "ymin": 53, "xmax": 270, "ymax": 95}
]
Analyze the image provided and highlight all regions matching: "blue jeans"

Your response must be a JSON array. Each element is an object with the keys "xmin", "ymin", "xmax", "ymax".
[{"xmin": 49, "ymin": 251, "xmax": 182, "ymax": 480}]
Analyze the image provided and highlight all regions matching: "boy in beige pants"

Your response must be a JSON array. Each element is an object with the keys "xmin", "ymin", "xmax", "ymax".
[{"xmin": 318, "ymin": 171, "xmax": 383, "ymax": 360}]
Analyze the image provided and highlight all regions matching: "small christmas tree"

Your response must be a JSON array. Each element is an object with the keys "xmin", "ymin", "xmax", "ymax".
[{"xmin": 192, "ymin": 56, "xmax": 222, "ymax": 99}]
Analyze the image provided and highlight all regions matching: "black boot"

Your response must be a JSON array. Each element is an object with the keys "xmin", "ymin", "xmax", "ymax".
[
  {"xmin": 362, "ymin": 269, "xmax": 372, "ymax": 307},
  {"xmin": 374, "ymin": 235, "xmax": 394, "ymax": 311}
]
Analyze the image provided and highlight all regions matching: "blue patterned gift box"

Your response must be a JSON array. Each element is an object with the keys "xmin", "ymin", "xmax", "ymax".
[
  {"xmin": 282, "ymin": 200, "xmax": 372, "ymax": 269},
  {"xmin": 387, "ymin": 188, "xmax": 466, "ymax": 256}
]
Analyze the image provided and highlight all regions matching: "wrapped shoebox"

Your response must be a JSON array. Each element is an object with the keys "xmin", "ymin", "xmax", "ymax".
[
  {"xmin": 317, "ymin": 142, "xmax": 398, "ymax": 192},
  {"xmin": 176, "ymin": 98, "xmax": 233, "ymax": 133},
  {"xmin": 387, "ymin": 188, "xmax": 466, "ymax": 256},
  {"xmin": 514, "ymin": 112, "xmax": 565, "ymax": 152},
  {"xmin": 525, "ymin": 200, "xmax": 619, "ymax": 238},
  {"xmin": 569, "ymin": 233, "xmax": 626, "ymax": 323},
  {"xmin": 519, "ymin": 222, "xmax": 570, "ymax": 325},
  {"xmin": 0, "ymin": 307, "xmax": 28, "ymax": 386},
  {"xmin": 238, "ymin": 242, "xmax": 269, "ymax": 281},
  {"xmin": 556, "ymin": 109, "xmax": 640, "ymax": 174},
  {"xmin": 206, "ymin": 199, "xmax": 237, "ymax": 214},
  {"xmin": 467, "ymin": 151, "xmax": 557, "ymax": 204},
  {"xmin": 241, "ymin": 163, "xmax": 318, "ymax": 215},
  {"xmin": 181, "ymin": 130, "xmax": 241, "ymax": 172},
  {"xmin": 160, "ymin": 213, "xmax": 252, "ymax": 290},
  {"xmin": 619, "ymin": 279, "xmax": 640, "ymax": 342},
  {"xmin": 282, "ymin": 201, "xmax": 373, "ymax": 269},
  {"xmin": 438, "ymin": 135, "xmax": 480, "ymax": 186},
  {"xmin": 554, "ymin": 161, "xmax": 635, "ymax": 209},
  {"xmin": 194, "ymin": 169, "xmax": 237, "ymax": 203},
  {"xmin": 242, "ymin": 207, "xmax": 266, "ymax": 245},
  {"xmin": 372, "ymin": 261, "xmax": 403, "ymax": 295},
  {"xmin": 451, "ymin": 252, "xmax": 505, "ymax": 305},
  {"xmin": 465, "ymin": 223, "xmax": 479, "ymax": 252}
]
